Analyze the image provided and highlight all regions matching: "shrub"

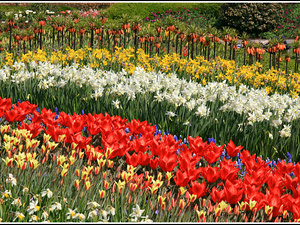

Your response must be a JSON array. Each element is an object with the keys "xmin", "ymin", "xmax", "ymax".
[
  {"xmin": 218, "ymin": 3, "xmax": 284, "ymax": 37},
  {"xmin": 106, "ymin": 3, "xmax": 221, "ymax": 20}
]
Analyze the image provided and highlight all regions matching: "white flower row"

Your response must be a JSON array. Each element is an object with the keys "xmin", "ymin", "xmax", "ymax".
[{"xmin": 1, "ymin": 61, "xmax": 298, "ymax": 137}]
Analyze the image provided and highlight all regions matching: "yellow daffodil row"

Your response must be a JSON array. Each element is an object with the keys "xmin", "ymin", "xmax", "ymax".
[{"xmin": 2, "ymin": 46, "xmax": 300, "ymax": 98}]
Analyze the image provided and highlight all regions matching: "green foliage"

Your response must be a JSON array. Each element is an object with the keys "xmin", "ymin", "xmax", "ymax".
[
  {"xmin": 259, "ymin": 31, "xmax": 277, "ymax": 39},
  {"xmin": 106, "ymin": 3, "xmax": 221, "ymax": 20},
  {"xmin": 28, "ymin": 3, "xmax": 76, "ymax": 14},
  {"xmin": 218, "ymin": 3, "xmax": 284, "ymax": 37},
  {"xmin": 273, "ymin": 3, "xmax": 300, "ymax": 39}
]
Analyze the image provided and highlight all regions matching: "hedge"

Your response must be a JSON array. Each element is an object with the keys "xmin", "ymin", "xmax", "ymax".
[{"xmin": 106, "ymin": 3, "xmax": 221, "ymax": 20}]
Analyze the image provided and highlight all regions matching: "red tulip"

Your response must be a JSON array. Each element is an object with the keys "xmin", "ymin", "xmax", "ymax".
[
  {"xmin": 226, "ymin": 140, "xmax": 243, "ymax": 157},
  {"xmin": 201, "ymin": 165, "xmax": 220, "ymax": 183},
  {"xmin": 188, "ymin": 181, "xmax": 207, "ymax": 198},
  {"xmin": 219, "ymin": 158, "xmax": 240, "ymax": 181},
  {"xmin": 223, "ymin": 179, "xmax": 244, "ymax": 204},
  {"xmin": 18, "ymin": 122, "xmax": 43, "ymax": 138},
  {"xmin": 203, "ymin": 142, "xmax": 224, "ymax": 164},
  {"xmin": 150, "ymin": 157, "xmax": 159, "ymax": 169},
  {"xmin": 4, "ymin": 109, "xmax": 19, "ymax": 122},
  {"xmin": 174, "ymin": 169, "xmax": 190, "ymax": 187},
  {"xmin": 210, "ymin": 186, "xmax": 226, "ymax": 203}
]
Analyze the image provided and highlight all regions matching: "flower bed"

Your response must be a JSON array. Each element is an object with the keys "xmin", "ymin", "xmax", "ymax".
[
  {"xmin": 0, "ymin": 97, "xmax": 300, "ymax": 222},
  {"xmin": 1, "ymin": 59, "xmax": 300, "ymax": 161}
]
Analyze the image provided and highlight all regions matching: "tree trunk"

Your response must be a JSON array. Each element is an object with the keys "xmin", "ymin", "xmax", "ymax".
[
  {"xmin": 191, "ymin": 39, "xmax": 194, "ymax": 60},
  {"xmin": 90, "ymin": 29, "xmax": 94, "ymax": 48},
  {"xmin": 61, "ymin": 29, "xmax": 64, "ymax": 48},
  {"xmin": 167, "ymin": 30, "xmax": 171, "ymax": 54},
  {"xmin": 180, "ymin": 38, "xmax": 183, "ymax": 58},
  {"xmin": 175, "ymin": 34, "xmax": 178, "ymax": 54},
  {"xmin": 52, "ymin": 27, "xmax": 55, "ymax": 48},
  {"xmin": 295, "ymin": 53, "xmax": 298, "ymax": 72},
  {"xmin": 244, "ymin": 46, "xmax": 246, "ymax": 65},
  {"xmin": 40, "ymin": 26, "xmax": 42, "ymax": 49},
  {"xmin": 224, "ymin": 41, "xmax": 227, "ymax": 59},
  {"xmin": 57, "ymin": 31, "xmax": 60, "ymax": 48},
  {"xmin": 277, "ymin": 51, "xmax": 280, "ymax": 70},
  {"xmin": 9, "ymin": 26, "xmax": 12, "ymax": 51}
]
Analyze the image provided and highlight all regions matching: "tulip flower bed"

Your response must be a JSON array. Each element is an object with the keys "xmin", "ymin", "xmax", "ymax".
[
  {"xmin": 0, "ymin": 97, "xmax": 300, "ymax": 222},
  {"xmin": 1, "ymin": 5, "xmax": 300, "ymax": 75},
  {"xmin": 1, "ymin": 58, "xmax": 300, "ymax": 162}
]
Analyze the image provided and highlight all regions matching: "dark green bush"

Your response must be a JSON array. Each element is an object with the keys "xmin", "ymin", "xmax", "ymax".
[
  {"xmin": 218, "ymin": 3, "xmax": 284, "ymax": 37},
  {"xmin": 107, "ymin": 3, "xmax": 221, "ymax": 20},
  {"xmin": 28, "ymin": 3, "xmax": 76, "ymax": 14}
]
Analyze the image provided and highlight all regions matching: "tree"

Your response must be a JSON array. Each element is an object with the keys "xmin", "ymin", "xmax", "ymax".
[{"xmin": 219, "ymin": 3, "xmax": 284, "ymax": 37}]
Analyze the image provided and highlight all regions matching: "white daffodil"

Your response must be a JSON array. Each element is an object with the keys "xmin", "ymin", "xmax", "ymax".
[
  {"xmin": 279, "ymin": 124, "xmax": 292, "ymax": 138},
  {"xmin": 41, "ymin": 211, "xmax": 49, "ymax": 221},
  {"xmin": 129, "ymin": 204, "xmax": 145, "ymax": 218},
  {"xmin": 87, "ymin": 210, "xmax": 98, "ymax": 219},
  {"xmin": 27, "ymin": 199, "xmax": 40, "ymax": 215},
  {"xmin": 49, "ymin": 202, "xmax": 62, "ymax": 211},
  {"xmin": 112, "ymin": 99, "xmax": 120, "ymax": 109},
  {"xmin": 6, "ymin": 173, "xmax": 17, "ymax": 186},
  {"xmin": 87, "ymin": 201, "xmax": 100, "ymax": 210},
  {"xmin": 101, "ymin": 209, "xmax": 110, "ymax": 222},
  {"xmin": 141, "ymin": 215, "xmax": 153, "ymax": 223},
  {"xmin": 66, "ymin": 208, "xmax": 77, "ymax": 220},
  {"xmin": 13, "ymin": 212, "xmax": 25, "ymax": 221},
  {"xmin": 2, "ymin": 190, "xmax": 12, "ymax": 198},
  {"xmin": 165, "ymin": 111, "xmax": 176, "ymax": 118},
  {"xmin": 108, "ymin": 206, "xmax": 115, "ymax": 216},
  {"xmin": 11, "ymin": 198, "xmax": 22, "ymax": 207},
  {"xmin": 22, "ymin": 187, "xmax": 29, "ymax": 193},
  {"xmin": 29, "ymin": 215, "xmax": 39, "ymax": 222},
  {"xmin": 74, "ymin": 213, "xmax": 86, "ymax": 221},
  {"xmin": 41, "ymin": 188, "xmax": 53, "ymax": 198}
]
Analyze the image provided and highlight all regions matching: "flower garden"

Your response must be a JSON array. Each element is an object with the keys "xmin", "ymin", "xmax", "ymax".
[{"xmin": 1, "ymin": 3, "xmax": 300, "ymax": 223}]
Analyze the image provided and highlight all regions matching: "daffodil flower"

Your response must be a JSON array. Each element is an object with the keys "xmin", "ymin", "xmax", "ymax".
[
  {"xmin": 6, "ymin": 173, "xmax": 17, "ymax": 186},
  {"xmin": 66, "ymin": 208, "xmax": 77, "ymax": 220},
  {"xmin": 41, "ymin": 188, "xmax": 53, "ymax": 198}
]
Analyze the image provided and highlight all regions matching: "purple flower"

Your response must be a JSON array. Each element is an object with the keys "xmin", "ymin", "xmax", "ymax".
[
  {"xmin": 187, "ymin": 9, "xmax": 190, "ymax": 12},
  {"xmin": 178, "ymin": 7, "xmax": 181, "ymax": 9},
  {"xmin": 199, "ymin": 15, "xmax": 201, "ymax": 17},
  {"xmin": 194, "ymin": 7, "xmax": 197, "ymax": 10},
  {"xmin": 151, "ymin": 12, "xmax": 153, "ymax": 14},
  {"xmin": 187, "ymin": 14, "xmax": 190, "ymax": 16}
]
